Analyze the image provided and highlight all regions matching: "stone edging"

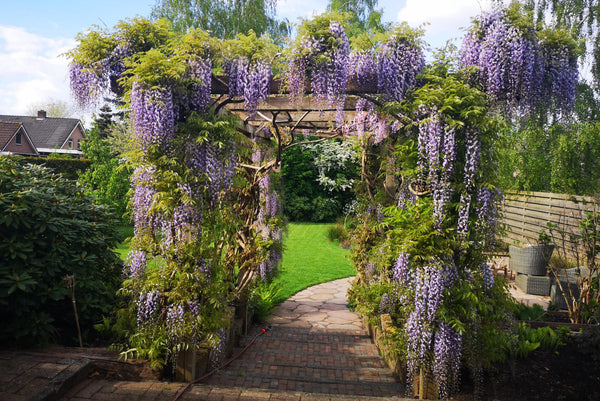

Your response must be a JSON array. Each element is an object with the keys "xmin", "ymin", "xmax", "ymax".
[{"xmin": 28, "ymin": 358, "xmax": 93, "ymax": 401}]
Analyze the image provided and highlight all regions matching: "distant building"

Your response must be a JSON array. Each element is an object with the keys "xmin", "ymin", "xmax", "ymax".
[{"xmin": 0, "ymin": 110, "xmax": 85, "ymax": 157}]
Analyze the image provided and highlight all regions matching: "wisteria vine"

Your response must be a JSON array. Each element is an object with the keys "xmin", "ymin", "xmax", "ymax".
[{"xmin": 460, "ymin": 6, "xmax": 579, "ymax": 112}]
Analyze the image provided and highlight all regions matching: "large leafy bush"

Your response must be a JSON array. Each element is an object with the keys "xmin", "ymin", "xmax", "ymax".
[{"xmin": 0, "ymin": 158, "xmax": 122, "ymax": 346}]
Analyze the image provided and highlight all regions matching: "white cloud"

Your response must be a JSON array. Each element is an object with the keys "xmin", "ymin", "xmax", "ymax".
[
  {"xmin": 397, "ymin": 0, "xmax": 494, "ymax": 43},
  {"xmin": 0, "ymin": 25, "xmax": 75, "ymax": 116}
]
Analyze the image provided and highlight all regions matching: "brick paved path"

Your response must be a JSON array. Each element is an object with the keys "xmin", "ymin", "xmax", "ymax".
[
  {"xmin": 205, "ymin": 278, "xmax": 405, "ymax": 397},
  {"xmin": 4, "ymin": 277, "xmax": 408, "ymax": 401}
]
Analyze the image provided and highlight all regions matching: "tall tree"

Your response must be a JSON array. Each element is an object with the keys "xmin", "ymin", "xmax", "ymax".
[
  {"xmin": 151, "ymin": 0, "xmax": 290, "ymax": 40},
  {"xmin": 327, "ymin": 0, "xmax": 385, "ymax": 36},
  {"xmin": 25, "ymin": 99, "xmax": 76, "ymax": 118}
]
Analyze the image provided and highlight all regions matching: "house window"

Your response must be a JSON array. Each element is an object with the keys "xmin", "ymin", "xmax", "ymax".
[
  {"xmin": 77, "ymin": 139, "xmax": 81, "ymax": 150},
  {"xmin": 15, "ymin": 131, "xmax": 22, "ymax": 145},
  {"xmin": 68, "ymin": 139, "xmax": 73, "ymax": 149}
]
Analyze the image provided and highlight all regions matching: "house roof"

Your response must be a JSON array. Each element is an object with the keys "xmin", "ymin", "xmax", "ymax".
[
  {"xmin": 0, "ymin": 121, "xmax": 21, "ymax": 147},
  {"xmin": 0, "ymin": 114, "xmax": 82, "ymax": 149}
]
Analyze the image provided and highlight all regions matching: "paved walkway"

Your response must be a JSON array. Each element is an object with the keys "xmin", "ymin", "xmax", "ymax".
[
  {"xmin": 2, "ymin": 277, "xmax": 409, "ymax": 401},
  {"xmin": 205, "ymin": 277, "xmax": 405, "ymax": 398},
  {"xmin": 267, "ymin": 278, "xmax": 364, "ymax": 331}
]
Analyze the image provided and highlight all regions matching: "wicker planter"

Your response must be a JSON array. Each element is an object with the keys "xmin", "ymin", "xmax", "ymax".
[
  {"xmin": 509, "ymin": 244, "xmax": 554, "ymax": 276},
  {"xmin": 550, "ymin": 282, "xmax": 580, "ymax": 310},
  {"xmin": 515, "ymin": 273, "xmax": 552, "ymax": 296}
]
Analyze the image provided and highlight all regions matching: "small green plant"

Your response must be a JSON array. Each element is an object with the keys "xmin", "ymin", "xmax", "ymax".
[
  {"xmin": 327, "ymin": 223, "xmax": 345, "ymax": 242},
  {"xmin": 251, "ymin": 280, "xmax": 283, "ymax": 322},
  {"xmin": 538, "ymin": 229, "xmax": 553, "ymax": 245},
  {"xmin": 515, "ymin": 303, "xmax": 545, "ymax": 321},
  {"xmin": 504, "ymin": 322, "xmax": 568, "ymax": 361}
]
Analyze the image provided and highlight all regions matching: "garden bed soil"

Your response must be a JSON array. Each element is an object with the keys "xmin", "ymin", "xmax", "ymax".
[{"xmin": 453, "ymin": 339, "xmax": 600, "ymax": 401}]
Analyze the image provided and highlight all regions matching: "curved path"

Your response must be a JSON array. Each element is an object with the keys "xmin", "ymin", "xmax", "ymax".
[{"xmin": 267, "ymin": 277, "xmax": 363, "ymax": 331}]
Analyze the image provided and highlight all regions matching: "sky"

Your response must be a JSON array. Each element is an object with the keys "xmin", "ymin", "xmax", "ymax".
[{"xmin": 0, "ymin": 0, "xmax": 495, "ymax": 119}]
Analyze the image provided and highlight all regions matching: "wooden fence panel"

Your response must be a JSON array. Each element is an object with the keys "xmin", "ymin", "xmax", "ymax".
[{"xmin": 500, "ymin": 191, "xmax": 597, "ymax": 260}]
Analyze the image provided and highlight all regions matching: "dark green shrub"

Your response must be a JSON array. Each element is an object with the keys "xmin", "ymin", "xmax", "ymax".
[
  {"xmin": 0, "ymin": 158, "xmax": 123, "ymax": 346},
  {"xmin": 9, "ymin": 155, "xmax": 91, "ymax": 180}
]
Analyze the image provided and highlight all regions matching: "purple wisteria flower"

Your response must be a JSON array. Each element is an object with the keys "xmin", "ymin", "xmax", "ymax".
[
  {"xmin": 393, "ymin": 252, "xmax": 410, "ymax": 285},
  {"xmin": 137, "ymin": 290, "xmax": 160, "ymax": 326},
  {"xmin": 433, "ymin": 321, "xmax": 462, "ymax": 399},
  {"xmin": 189, "ymin": 58, "xmax": 212, "ymax": 112},
  {"xmin": 166, "ymin": 304, "xmax": 185, "ymax": 341},
  {"xmin": 379, "ymin": 293, "xmax": 392, "ymax": 314},
  {"xmin": 131, "ymin": 165, "xmax": 157, "ymax": 234},
  {"xmin": 69, "ymin": 63, "xmax": 105, "ymax": 108},
  {"xmin": 459, "ymin": 7, "xmax": 577, "ymax": 112},
  {"xmin": 377, "ymin": 35, "xmax": 424, "ymax": 102},
  {"xmin": 125, "ymin": 249, "xmax": 146, "ymax": 279},
  {"xmin": 480, "ymin": 263, "xmax": 495, "ymax": 291},
  {"xmin": 210, "ymin": 328, "xmax": 227, "ymax": 368},
  {"xmin": 130, "ymin": 82, "xmax": 175, "ymax": 152}
]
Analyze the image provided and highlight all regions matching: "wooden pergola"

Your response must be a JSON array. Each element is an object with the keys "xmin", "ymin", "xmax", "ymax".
[{"xmin": 210, "ymin": 75, "xmax": 363, "ymax": 139}]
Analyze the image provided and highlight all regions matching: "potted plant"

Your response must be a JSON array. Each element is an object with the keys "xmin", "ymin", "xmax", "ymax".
[{"xmin": 509, "ymin": 230, "xmax": 555, "ymax": 276}]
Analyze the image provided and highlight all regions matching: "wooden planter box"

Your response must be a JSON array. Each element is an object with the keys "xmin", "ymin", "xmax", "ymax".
[
  {"xmin": 176, "ymin": 306, "xmax": 238, "ymax": 382},
  {"xmin": 175, "ymin": 346, "xmax": 211, "ymax": 382}
]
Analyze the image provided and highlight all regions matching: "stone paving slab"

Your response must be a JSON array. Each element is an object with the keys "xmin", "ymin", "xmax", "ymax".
[{"xmin": 265, "ymin": 277, "xmax": 363, "ymax": 332}]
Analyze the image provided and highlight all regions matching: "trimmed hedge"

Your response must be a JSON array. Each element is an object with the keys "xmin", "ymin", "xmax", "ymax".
[{"xmin": 8, "ymin": 155, "xmax": 91, "ymax": 180}]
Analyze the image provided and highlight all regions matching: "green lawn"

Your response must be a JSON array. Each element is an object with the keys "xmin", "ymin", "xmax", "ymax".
[
  {"xmin": 114, "ymin": 222, "xmax": 356, "ymax": 303},
  {"xmin": 115, "ymin": 225, "xmax": 134, "ymax": 260},
  {"xmin": 274, "ymin": 223, "xmax": 355, "ymax": 303}
]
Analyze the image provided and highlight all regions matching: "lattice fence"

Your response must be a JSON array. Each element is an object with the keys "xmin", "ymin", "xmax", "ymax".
[{"xmin": 501, "ymin": 191, "xmax": 597, "ymax": 259}]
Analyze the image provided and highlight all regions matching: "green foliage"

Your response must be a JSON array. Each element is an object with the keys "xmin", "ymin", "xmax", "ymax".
[
  {"xmin": 504, "ymin": 322, "xmax": 568, "ymax": 360},
  {"xmin": 498, "ymin": 119, "xmax": 600, "ymax": 195},
  {"xmin": 251, "ymin": 280, "xmax": 282, "ymax": 322},
  {"xmin": 78, "ymin": 127, "xmax": 132, "ymax": 222},
  {"xmin": 347, "ymin": 281, "xmax": 392, "ymax": 327},
  {"xmin": 0, "ymin": 158, "xmax": 123, "ymax": 346},
  {"xmin": 327, "ymin": 0, "xmax": 386, "ymax": 37},
  {"xmin": 151, "ymin": 0, "xmax": 290, "ymax": 41},
  {"xmin": 327, "ymin": 217, "xmax": 353, "ymax": 245},
  {"xmin": 282, "ymin": 140, "xmax": 358, "ymax": 222},
  {"xmin": 523, "ymin": 0, "xmax": 600, "ymax": 90},
  {"xmin": 8, "ymin": 155, "xmax": 91, "ymax": 180},
  {"xmin": 514, "ymin": 303, "xmax": 546, "ymax": 321}
]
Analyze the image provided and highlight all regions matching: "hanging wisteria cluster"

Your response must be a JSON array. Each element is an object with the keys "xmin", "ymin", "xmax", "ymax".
[
  {"xmin": 288, "ymin": 19, "xmax": 350, "ymax": 123},
  {"xmin": 460, "ymin": 7, "xmax": 579, "ymax": 112},
  {"xmin": 69, "ymin": 63, "xmax": 107, "ymax": 108},
  {"xmin": 417, "ymin": 111, "xmax": 456, "ymax": 229},
  {"xmin": 345, "ymin": 33, "xmax": 424, "ymax": 144},
  {"xmin": 398, "ymin": 256, "xmax": 462, "ymax": 400},
  {"xmin": 254, "ymin": 155, "xmax": 284, "ymax": 281},
  {"xmin": 224, "ymin": 57, "xmax": 272, "ymax": 115},
  {"xmin": 130, "ymin": 82, "xmax": 175, "ymax": 152},
  {"xmin": 377, "ymin": 35, "xmax": 425, "ymax": 102},
  {"xmin": 188, "ymin": 58, "xmax": 213, "ymax": 112},
  {"xmin": 347, "ymin": 98, "xmax": 388, "ymax": 145}
]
